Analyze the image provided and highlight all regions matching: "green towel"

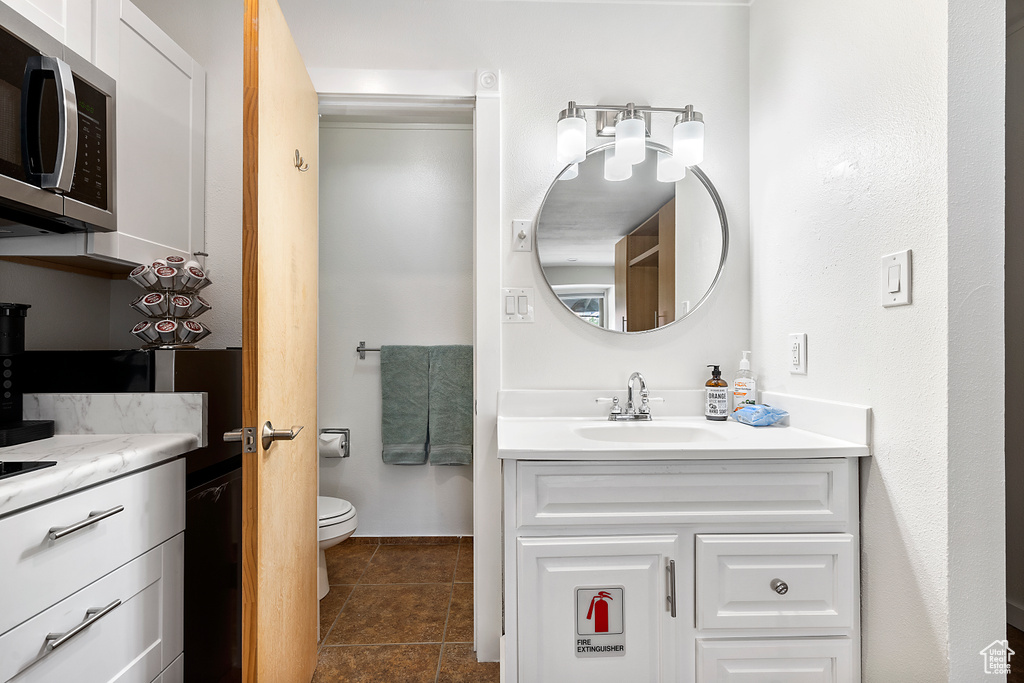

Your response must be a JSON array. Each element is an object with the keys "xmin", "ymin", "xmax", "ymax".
[
  {"xmin": 428, "ymin": 345, "xmax": 473, "ymax": 466},
  {"xmin": 380, "ymin": 346, "xmax": 429, "ymax": 465}
]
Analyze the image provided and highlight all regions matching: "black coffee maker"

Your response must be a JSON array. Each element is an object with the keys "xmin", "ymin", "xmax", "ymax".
[{"xmin": 0, "ymin": 303, "xmax": 54, "ymax": 446}]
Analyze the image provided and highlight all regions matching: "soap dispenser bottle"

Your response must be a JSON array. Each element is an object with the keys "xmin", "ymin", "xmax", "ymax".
[
  {"xmin": 733, "ymin": 351, "xmax": 758, "ymax": 412},
  {"xmin": 705, "ymin": 365, "xmax": 729, "ymax": 421}
]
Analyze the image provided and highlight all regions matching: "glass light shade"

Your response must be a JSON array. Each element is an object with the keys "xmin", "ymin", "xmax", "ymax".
[
  {"xmin": 657, "ymin": 152, "xmax": 686, "ymax": 183},
  {"xmin": 604, "ymin": 148, "xmax": 632, "ymax": 182},
  {"xmin": 561, "ymin": 163, "xmax": 579, "ymax": 180},
  {"xmin": 556, "ymin": 116, "xmax": 587, "ymax": 165},
  {"xmin": 614, "ymin": 117, "xmax": 646, "ymax": 165},
  {"xmin": 673, "ymin": 119, "xmax": 705, "ymax": 166}
]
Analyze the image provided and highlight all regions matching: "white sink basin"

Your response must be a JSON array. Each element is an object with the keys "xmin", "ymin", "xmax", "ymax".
[{"xmin": 574, "ymin": 423, "xmax": 728, "ymax": 444}]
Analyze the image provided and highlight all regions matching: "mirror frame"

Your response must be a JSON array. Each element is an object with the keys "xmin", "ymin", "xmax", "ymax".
[{"xmin": 534, "ymin": 140, "xmax": 730, "ymax": 334}]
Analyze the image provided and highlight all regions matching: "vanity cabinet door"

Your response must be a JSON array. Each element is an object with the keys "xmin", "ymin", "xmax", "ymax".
[{"xmin": 517, "ymin": 535, "xmax": 681, "ymax": 683}]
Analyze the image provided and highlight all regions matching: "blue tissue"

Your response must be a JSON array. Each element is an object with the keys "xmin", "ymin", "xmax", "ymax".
[{"xmin": 731, "ymin": 404, "xmax": 789, "ymax": 427}]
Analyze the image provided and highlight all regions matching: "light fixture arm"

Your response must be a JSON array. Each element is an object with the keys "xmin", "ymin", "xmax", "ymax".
[{"xmin": 563, "ymin": 102, "xmax": 700, "ymax": 116}]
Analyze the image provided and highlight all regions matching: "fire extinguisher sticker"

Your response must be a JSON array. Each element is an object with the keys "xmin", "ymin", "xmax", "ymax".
[{"xmin": 575, "ymin": 587, "xmax": 625, "ymax": 658}]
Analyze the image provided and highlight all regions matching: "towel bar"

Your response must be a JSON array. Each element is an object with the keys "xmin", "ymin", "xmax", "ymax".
[{"xmin": 356, "ymin": 341, "xmax": 381, "ymax": 360}]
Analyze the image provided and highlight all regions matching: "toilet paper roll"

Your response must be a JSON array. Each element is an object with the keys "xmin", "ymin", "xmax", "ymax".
[{"xmin": 318, "ymin": 432, "xmax": 348, "ymax": 458}]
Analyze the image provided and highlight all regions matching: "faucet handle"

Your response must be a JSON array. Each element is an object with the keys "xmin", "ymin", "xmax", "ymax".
[{"xmin": 596, "ymin": 396, "xmax": 622, "ymax": 414}]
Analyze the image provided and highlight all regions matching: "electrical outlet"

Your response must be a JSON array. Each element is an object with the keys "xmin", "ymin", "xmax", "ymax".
[
  {"xmin": 789, "ymin": 333, "xmax": 807, "ymax": 375},
  {"xmin": 512, "ymin": 220, "xmax": 532, "ymax": 252}
]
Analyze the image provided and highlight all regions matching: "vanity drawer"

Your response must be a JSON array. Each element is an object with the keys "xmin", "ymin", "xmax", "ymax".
[
  {"xmin": 0, "ymin": 537, "xmax": 182, "ymax": 683},
  {"xmin": 695, "ymin": 534, "xmax": 855, "ymax": 631},
  {"xmin": 696, "ymin": 638, "xmax": 854, "ymax": 682},
  {"xmin": 517, "ymin": 460, "xmax": 851, "ymax": 529},
  {"xmin": 0, "ymin": 459, "xmax": 184, "ymax": 635}
]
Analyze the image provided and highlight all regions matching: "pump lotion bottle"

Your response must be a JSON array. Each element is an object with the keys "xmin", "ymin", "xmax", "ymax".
[
  {"xmin": 733, "ymin": 351, "xmax": 757, "ymax": 412},
  {"xmin": 705, "ymin": 365, "xmax": 729, "ymax": 421}
]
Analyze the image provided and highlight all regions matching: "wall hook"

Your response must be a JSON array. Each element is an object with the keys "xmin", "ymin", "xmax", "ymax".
[{"xmin": 294, "ymin": 149, "xmax": 309, "ymax": 172}]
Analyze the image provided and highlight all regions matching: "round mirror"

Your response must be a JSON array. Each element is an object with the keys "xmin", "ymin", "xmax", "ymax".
[{"xmin": 536, "ymin": 141, "xmax": 728, "ymax": 333}]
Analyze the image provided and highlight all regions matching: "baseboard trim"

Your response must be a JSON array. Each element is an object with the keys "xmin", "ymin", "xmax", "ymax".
[
  {"xmin": 1008, "ymin": 600, "xmax": 1024, "ymax": 631},
  {"xmin": 345, "ymin": 535, "xmax": 470, "ymax": 545}
]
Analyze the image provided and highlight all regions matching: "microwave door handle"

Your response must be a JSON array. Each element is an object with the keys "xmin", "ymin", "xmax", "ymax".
[{"xmin": 20, "ymin": 56, "xmax": 78, "ymax": 193}]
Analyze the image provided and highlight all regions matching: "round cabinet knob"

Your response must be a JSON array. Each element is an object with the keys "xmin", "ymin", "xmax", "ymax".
[{"xmin": 770, "ymin": 578, "xmax": 789, "ymax": 595}]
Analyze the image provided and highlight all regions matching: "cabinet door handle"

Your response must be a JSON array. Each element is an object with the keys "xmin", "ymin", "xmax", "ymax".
[
  {"xmin": 48, "ymin": 505, "xmax": 124, "ymax": 541},
  {"xmin": 44, "ymin": 600, "xmax": 121, "ymax": 650},
  {"xmin": 666, "ymin": 559, "xmax": 677, "ymax": 618}
]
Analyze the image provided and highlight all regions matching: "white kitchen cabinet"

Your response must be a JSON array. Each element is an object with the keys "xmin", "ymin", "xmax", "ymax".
[
  {"xmin": 0, "ymin": 459, "xmax": 185, "ymax": 682},
  {"xmin": 517, "ymin": 535, "xmax": 682, "ymax": 682},
  {"xmin": 0, "ymin": 0, "xmax": 206, "ymax": 270},
  {"xmin": 503, "ymin": 458, "xmax": 862, "ymax": 683},
  {"xmin": 0, "ymin": 0, "xmax": 95, "ymax": 62}
]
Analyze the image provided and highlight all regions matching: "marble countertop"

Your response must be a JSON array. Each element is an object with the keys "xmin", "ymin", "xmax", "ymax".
[
  {"xmin": 0, "ymin": 433, "xmax": 199, "ymax": 516},
  {"xmin": 0, "ymin": 392, "xmax": 206, "ymax": 517}
]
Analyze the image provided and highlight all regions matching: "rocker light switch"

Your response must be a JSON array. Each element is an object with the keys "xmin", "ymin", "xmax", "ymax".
[
  {"xmin": 502, "ymin": 288, "xmax": 534, "ymax": 323},
  {"xmin": 881, "ymin": 250, "xmax": 911, "ymax": 307}
]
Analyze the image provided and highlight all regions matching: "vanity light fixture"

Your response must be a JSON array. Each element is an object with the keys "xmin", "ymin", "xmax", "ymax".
[
  {"xmin": 561, "ymin": 163, "xmax": 579, "ymax": 180},
  {"xmin": 554, "ymin": 101, "xmax": 706, "ymax": 182}
]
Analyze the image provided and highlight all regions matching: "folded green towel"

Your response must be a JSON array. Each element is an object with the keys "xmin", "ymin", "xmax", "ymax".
[
  {"xmin": 380, "ymin": 346, "xmax": 429, "ymax": 465},
  {"xmin": 427, "ymin": 345, "xmax": 473, "ymax": 466}
]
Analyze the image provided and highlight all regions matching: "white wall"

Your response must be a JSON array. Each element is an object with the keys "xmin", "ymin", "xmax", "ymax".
[
  {"xmin": 1007, "ymin": 20, "xmax": 1024, "ymax": 632},
  {"xmin": 750, "ymin": 1, "xmax": 1004, "ymax": 680},
  {"xmin": 318, "ymin": 123, "xmax": 474, "ymax": 536},
  {"xmin": 280, "ymin": 0, "xmax": 751, "ymax": 392},
  {"xmin": 0, "ymin": 261, "xmax": 114, "ymax": 349}
]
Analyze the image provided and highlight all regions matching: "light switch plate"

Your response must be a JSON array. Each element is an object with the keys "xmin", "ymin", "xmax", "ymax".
[
  {"xmin": 881, "ymin": 249, "xmax": 912, "ymax": 307},
  {"xmin": 502, "ymin": 287, "xmax": 534, "ymax": 322},
  {"xmin": 512, "ymin": 220, "xmax": 532, "ymax": 252},
  {"xmin": 789, "ymin": 332, "xmax": 807, "ymax": 375}
]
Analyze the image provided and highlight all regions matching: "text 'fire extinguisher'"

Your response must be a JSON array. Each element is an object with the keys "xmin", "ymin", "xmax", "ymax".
[{"xmin": 586, "ymin": 591, "xmax": 614, "ymax": 633}]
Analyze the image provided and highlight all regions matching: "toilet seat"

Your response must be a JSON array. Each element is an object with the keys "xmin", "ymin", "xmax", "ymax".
[{"xmin": 318, "ymin": 496, "xmax": 355, "ymax": 526}]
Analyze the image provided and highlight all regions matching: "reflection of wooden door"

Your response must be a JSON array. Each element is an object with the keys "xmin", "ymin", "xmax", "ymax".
[
  {"xmin": 242, "ymin": 1, "xmax": 319, "ymax": 681},
  {"xmin": 613, "ymin": 198, "xmax": 676, "ymax": 332}
]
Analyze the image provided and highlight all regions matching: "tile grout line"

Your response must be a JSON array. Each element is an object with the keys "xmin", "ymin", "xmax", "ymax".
[
  {"xmin": 433, "ymin": 542, "xmax": 462, "ymax": 683},
  {"xmin": 319, "ymin": 542, "xmax": 382, "ymax": 652}
]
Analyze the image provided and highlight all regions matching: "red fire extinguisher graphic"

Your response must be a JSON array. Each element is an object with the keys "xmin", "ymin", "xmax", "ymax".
[{"xmin": 586, "ymin": 591, "xmax": 614, "ymax": 633}]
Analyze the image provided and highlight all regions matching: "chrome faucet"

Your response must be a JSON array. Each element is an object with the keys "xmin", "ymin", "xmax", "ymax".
[{"xmin": 599, "ymin": 372, "xmax": 653, "ymax": 421}]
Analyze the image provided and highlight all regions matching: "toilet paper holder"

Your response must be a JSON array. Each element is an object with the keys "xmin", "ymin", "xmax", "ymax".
[{"xmin": 318, "ymin": 429, "xmax": 350, "ymax": 458}]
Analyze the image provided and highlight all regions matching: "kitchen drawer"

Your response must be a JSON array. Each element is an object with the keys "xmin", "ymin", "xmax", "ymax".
[
  {"xmin": 153, "ymin": 654, "xmax": 183, "ymax": 683},
  {"xmin": 517, "ymin": 460, "xmax": 851, "ymax": 528},
  {"xmin": 696, "ymin": 638, "xmax": 854, "ymax": 683},
  {"xmin": 695, "ymin": 534, "xmax": 855, "ymax": 631},
  {"xmin": 0, "ymin": 536, "xmax": 183, "ymax": 682},
  {"xmin": 0, "ymin": 459, "xmax": 184, "ymax": 634}
]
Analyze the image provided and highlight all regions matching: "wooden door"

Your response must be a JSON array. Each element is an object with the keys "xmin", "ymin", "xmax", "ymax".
[{"xmin": 242, "ymin": 0, "xmax": 319, "ymax": 681}]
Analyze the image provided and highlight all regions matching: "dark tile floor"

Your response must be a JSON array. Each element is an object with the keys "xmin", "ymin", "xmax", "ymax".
[
  {"xmin": 1010, "ymin": 625, "xmax": 1024, "ymax": 683},
  {"xmin": 315, "ymin": 537, "xmax": 499, "ymax": 683}
]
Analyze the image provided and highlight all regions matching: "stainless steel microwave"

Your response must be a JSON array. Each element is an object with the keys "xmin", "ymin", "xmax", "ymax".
[{"xmin": 0, "ymin": 5, "xmax": 115, "ymax": 237}]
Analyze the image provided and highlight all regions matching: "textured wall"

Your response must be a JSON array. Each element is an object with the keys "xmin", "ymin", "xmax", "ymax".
[
  {"xmin": 751, "ymin": 0, "xmax": 1006, "ymax": 680},
  {"xmin": 318, "ymin": 123, "xmax": 475, "ymax": 536}
]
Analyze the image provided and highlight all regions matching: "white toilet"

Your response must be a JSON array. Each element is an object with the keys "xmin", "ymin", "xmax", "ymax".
[{"xmin": 317, "ymin": 495, "xmax": 358, "ymax": 600}]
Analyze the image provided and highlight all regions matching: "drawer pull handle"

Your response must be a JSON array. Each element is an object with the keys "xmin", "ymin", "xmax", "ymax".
[
  {"xmin": 666, "ymin": 559, "xmax": 677, "ymax": 617},
  {"xmin": 771, "ymin": 578, "xmax": 789, "ymax": 595},
  {"xmin": 48, "ymin": 505, "xmax": 124, "ymax": 541},
  {"xmin": 44, "ymin": 600, "xmax": 121, "ymax": 650}
]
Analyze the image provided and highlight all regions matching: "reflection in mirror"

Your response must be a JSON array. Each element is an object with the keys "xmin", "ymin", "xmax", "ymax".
[{"xmin": 536, "ymin": 142, "xmax": 728, "ymax": 334}]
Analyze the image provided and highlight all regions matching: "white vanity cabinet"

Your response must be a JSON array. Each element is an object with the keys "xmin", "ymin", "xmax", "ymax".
[
  {"xmin": 0, "ymin": 459, "xmax": 185, "ymax": 683},
  {"xmin": 503, "ymin": 458, "xmax": 862, "ymax": 683}
]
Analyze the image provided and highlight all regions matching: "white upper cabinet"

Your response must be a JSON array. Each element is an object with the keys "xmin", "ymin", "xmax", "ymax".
[
  {"xmin": 0, "ymin": 0, "xmax": 206, "ymax": 269},
  {"xmin": 91, "ymin": 0, "xmax": 206, "ymax": 265}
]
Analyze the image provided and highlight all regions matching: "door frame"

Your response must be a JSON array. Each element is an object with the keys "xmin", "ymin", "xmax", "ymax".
[{"xmin": 309, "ymin": 67, "xmax": 502, "ymax": 663}]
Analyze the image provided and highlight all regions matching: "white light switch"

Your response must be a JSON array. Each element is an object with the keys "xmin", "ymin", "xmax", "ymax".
[
  {"xmin": 512, "ymin": 220, "xmax": 533, "ymax": 252},
  {"xmin": 502, "ymin": 288, "xmax": 534, "ymax": 323},
  {"xmin": 789, "ymin": 332, "xmax": 807, "ymax": 375},
  {"xmin": 881, "ymin": 250, "xmax": 912, "ymax": 307}
]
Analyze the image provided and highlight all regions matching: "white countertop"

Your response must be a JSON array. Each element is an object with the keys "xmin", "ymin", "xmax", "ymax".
[
  {"xmin": 0, "ymin": 433, "xmax": 199, "ymax": 516},
  {"xmin": 496, "ymin": 389, "xmax": 871, "ymax": 461},
  {"xmin": 497, "ymin": 416, "xmax": 869, "ymax": 460},
  {"xmin": 0, "ymin": 392, "xmax": 206, "ymax": 517}
]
